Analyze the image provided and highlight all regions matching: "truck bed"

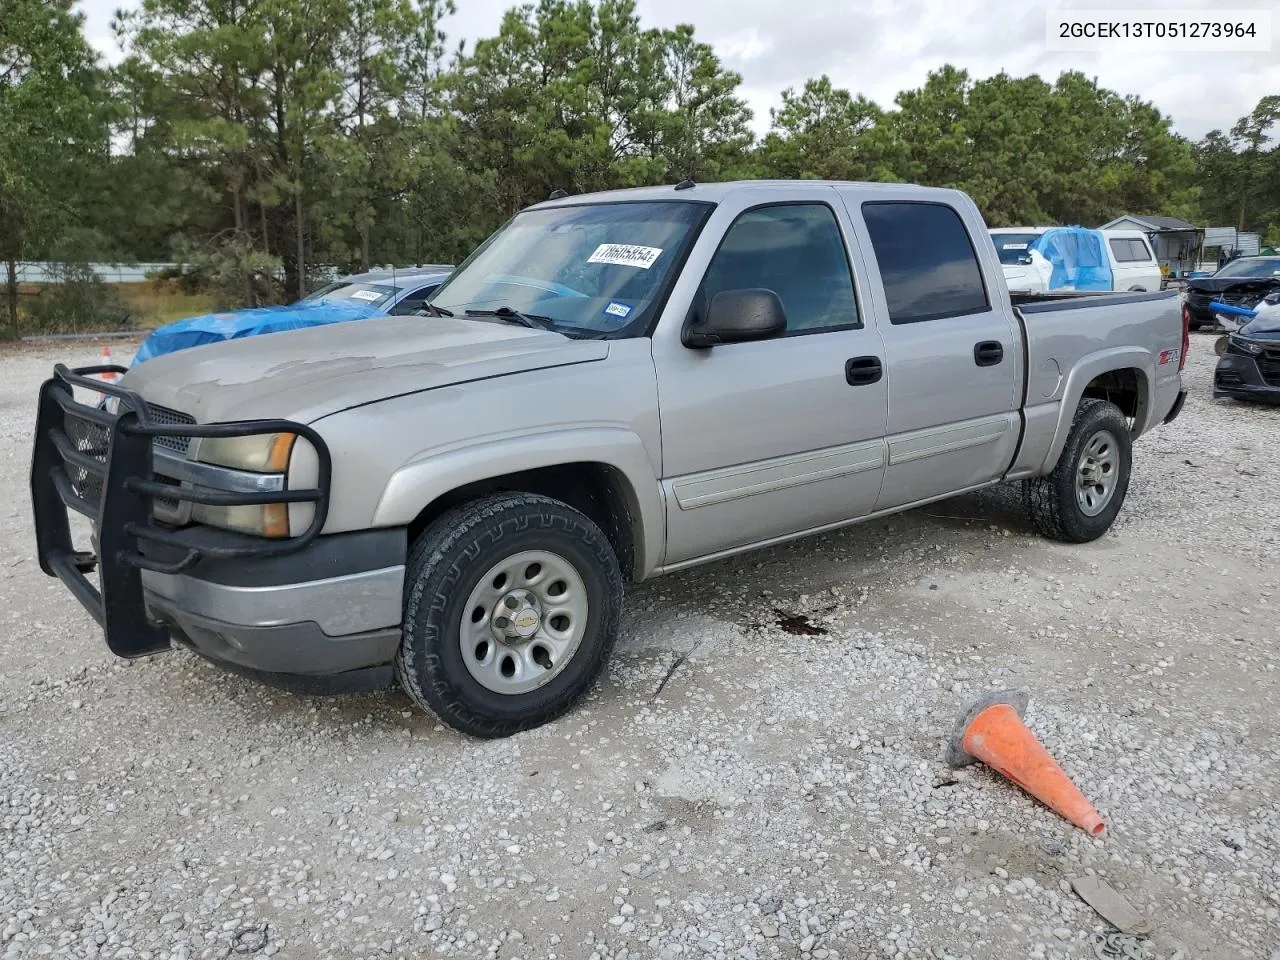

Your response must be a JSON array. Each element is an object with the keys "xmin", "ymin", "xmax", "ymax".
[
  {"xmin": 1007, "ymin": 287, "xmax": 1184, "ymax": 480},
  {"xmin": 1012, "ymin": 289, "xmax": 1175, "ymax": 310}
]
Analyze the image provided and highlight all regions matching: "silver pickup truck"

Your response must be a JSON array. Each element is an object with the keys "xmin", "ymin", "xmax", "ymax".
[{"xmin": 32, "ymin": 180, "xmax": 1188, "ymax": 737}]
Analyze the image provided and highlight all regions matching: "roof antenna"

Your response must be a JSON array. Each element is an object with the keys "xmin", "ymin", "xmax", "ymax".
[
  {"xmin": 549, "ymin": 188, "xmax": 569, "ymax": 200},
  {"xmin": 674, "ymin": 179, "xmax": 696, "ymax": 191}
]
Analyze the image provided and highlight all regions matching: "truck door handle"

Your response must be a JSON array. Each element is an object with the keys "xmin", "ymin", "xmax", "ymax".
[
  {"xmin": 845, "ymin": 356, "xmax": 883, "ymax": 386},
  {"xmin": 974, "ymin": 341, "xmax": 1004, "ymax": 366}
]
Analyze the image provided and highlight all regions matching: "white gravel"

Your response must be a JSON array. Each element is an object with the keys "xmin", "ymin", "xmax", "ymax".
[{"xmin": 1, "ymin": 333, "xmax": 1277, "ymax": 960}]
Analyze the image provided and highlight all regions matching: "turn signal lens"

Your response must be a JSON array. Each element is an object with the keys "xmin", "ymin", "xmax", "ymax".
[{"xmin": 191, "ymin": 502, "xmax": 291, "ymax": 538}]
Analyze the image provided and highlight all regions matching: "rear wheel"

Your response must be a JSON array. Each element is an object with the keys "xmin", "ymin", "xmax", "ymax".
[
  {"xmin": 1023, "ymin": 399, "xmax": 1132, "ymax": 543},
  {"xmin": 396, "ymin": 492, "xmax": 623, "ymax": 738}
]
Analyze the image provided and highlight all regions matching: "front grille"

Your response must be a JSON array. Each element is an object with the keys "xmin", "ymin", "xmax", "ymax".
[
  {"xmin": 1257, "ymin": 358, "xmax": 1280, "ymax": 387},
  {"xmin": 118, "ymin": 401, "xmax": 195, "ymax": 454},
  {"xmin": 63, "ymin": 410, "xmax": 110, "ymax": 505},
  {"xmin": 1190, "ymin": 288, "xmax": 1255, "ymax": 308},
  {"xmin": 153, "ymin": 474, "xmax": 182, "ymax": 511},
  {"xmin": 61, "ymin": 402, "xmax": 195, "ymax": 510}
]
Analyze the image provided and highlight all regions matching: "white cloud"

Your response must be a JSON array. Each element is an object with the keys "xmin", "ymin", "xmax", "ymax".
[
  {"xmin": 76, "ymin": 0, "xmax": 1280, "ymax": 139},
  {"xmin": 715, "ymin": 27, "xmax": 774, "ymax": 63}
]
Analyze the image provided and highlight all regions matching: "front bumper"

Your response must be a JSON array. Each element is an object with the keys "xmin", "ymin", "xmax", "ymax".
[
  {"xmin": 1213, "ymin": 353, "xmax": 1280, "ymax": 403},
  {"xmin": 142, "ymin": 527, "xmax": 406, "ymax": 688},
  {"xmin": 30, "ymin": 364, "xmax": 401, "ymax": 692}
]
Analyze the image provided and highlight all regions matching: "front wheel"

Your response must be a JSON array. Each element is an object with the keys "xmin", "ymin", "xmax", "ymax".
[
  {"xmin": 396, "ymin": 492, "xmax": 623, "ymax": 738},
  {"xmin": 1023, "ymin": 399, "xmax": 1133, "ymax": 543}
]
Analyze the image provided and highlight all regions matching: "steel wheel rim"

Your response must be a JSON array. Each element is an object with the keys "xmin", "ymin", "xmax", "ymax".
[
  {"xmin": 1075, "ymin": 429, "xmax": 1120, "ymax": 517},
  {"xmin": 459, "ymin": 550, "xmax": 589, "ymax": 695}
]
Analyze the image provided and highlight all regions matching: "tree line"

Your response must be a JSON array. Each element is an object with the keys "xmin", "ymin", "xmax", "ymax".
[{"xmin": 3, "ymin": 0, "xmax": 1280, "ymax": 331}]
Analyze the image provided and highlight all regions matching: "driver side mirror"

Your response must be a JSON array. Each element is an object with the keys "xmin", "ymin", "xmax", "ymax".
[{"xmin": 683, "ymin": 288, "xmax": 787, "ymax": 348}]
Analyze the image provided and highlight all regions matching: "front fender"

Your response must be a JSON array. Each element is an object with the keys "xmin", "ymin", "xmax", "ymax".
[
  {"xmin": 373, "ymin": 426, "xmax": 665, "ymax": 579},
  {"xmin": 1038, "ymin": 347, "xmax": 1153, "ymax": 474}
]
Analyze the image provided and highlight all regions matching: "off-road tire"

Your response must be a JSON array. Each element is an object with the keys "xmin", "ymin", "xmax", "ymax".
[
  {"xmin": 396, "ymin": 492, "xmax": 623, "ymax": 738},
  {"xmin": 1023, "ymin": 398, "xmax": 1132, "ymax": 543}
]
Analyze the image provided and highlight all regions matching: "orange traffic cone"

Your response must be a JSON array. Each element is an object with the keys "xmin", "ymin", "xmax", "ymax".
[
  {"xmin": 945, "ymin": 690, "xmax": 1106, "ymax": 837},
  {"xmin": 100, "ymin": 346, "xmax": 118, "ymax": 381}
]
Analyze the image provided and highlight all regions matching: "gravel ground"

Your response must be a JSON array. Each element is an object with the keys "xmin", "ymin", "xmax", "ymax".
[{"xmin": 1, "ymin": 333, "xmax": 1277, "ymax": 960}]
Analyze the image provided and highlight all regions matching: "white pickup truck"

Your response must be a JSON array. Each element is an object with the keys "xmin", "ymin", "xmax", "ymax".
[
  {"xmin": 33, "ymin": 180, "xmax": 1188, "ymax": 737},
  {"xmin": 992, "ymin": 226, "xmax": 1163, "ymax": 294}
]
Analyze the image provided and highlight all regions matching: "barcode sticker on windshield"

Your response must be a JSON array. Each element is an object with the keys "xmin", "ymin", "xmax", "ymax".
[
  {"xmin": 588, "ymin": 244, "xmax": 663, "ymax": 269},
  {"xmin": 350, "ymin": 289, "xmax": 382, "ymax": 301},
  {"xmin": 1002, "ymin": 243, "xmax": 1029, "ymax": 250}
]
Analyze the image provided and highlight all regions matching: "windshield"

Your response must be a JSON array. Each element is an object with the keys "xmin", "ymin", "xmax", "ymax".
[
  {"xmin": 303, "ymin": 281, "xmax": 398, "ymax": 307},
  {"xmin": 991, "ymin": 233, "xmax": 1043, "ymax": 265},
  {"xmin": 429, "ymin": 201, "xmax": 711, "ymax": 337},
  {"xmin": 1215, "ymin": 258, "xmax": 1280, "ymax": 279}
]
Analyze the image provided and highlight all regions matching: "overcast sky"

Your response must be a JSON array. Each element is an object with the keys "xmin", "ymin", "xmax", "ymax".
[{"xmin": 75, "ymin": 0, "xmax": 1279, "ymax": 141}]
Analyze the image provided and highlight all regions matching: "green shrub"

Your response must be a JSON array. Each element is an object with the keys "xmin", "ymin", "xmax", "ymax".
[{"xmin": 23, "ymin": 263, "xmax": 131, "ymax": 334}]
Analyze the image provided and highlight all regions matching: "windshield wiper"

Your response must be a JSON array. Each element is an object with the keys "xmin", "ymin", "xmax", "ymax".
[
  {"xmin": 421, "ymin": 302, "xmax": 454, "ymax": 317},
  {"xmin": 464, "ymin": 306, "xmax": 555, "ymax": 330}
]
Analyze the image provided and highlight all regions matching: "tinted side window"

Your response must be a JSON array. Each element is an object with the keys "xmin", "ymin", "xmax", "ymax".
[
  {"xmin": 1109, "ymin": 238, "xmax": 1155, "ymax": 263},
  {"xmin": 1109, "ymin": 238, "xmax": 1134, "ymax": 262},
  {"xmin": 861, "ymin": 202, "xmax": 990, "ymax": 324},
  {"xmin": 1109, "ymin": 238, "xmax": 1150, "ymax": 263},
  {"xmin": 699, "ymin": 204, "xmax": 859, "ymax": 334}
]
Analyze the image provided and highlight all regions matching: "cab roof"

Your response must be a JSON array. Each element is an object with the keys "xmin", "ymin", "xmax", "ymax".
[
  {"xmin": 338, "ymin": 265, "xmax": 454, "ymax": 286},
  {"xmin": 526, "ymin": 179, "xmax": 969, "ymax": 211}
]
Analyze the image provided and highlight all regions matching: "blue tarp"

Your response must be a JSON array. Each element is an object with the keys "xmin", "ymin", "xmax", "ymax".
[
  {"xmin": 1028, "ymin": 227, "xmax": 1114, "ymax": 291},
  {"xmin": 1208, "ymin": 300, "xmax": 1257, "ymax": 320},
  {"xmin": 133, "ymin": 301, "xmax": 384, "ymax": 365}
]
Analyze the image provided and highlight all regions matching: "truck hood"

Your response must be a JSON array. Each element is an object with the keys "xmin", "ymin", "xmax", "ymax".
[
  {"xmin": 1188, "ymin": 277, "xmax": 1280, "ymax": 296},
  {"xmin": 119, "ymin": 315, "xmax": 610, "ymax": 424}
]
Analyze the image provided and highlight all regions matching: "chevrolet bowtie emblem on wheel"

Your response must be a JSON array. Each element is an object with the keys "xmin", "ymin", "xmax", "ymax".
[{"xmin": 513, "ymin": 611, "xmax": 540, "ymax": 634}]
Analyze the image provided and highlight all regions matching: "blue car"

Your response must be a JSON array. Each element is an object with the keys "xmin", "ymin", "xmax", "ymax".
[{"xmin": 132, "ymin": 265, "xmax": 454, "ymax": 365}]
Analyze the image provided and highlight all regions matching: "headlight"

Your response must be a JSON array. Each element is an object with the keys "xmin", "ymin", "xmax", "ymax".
[
  {"xmin": 191, "ymin": 432, "xmax": 296, "ymax": 538},
  {"xmin": 1228, "ymin": 334, "xmax": 1264, "ymax": 356},
  {"xmin": 196, "ymin": 433, "xmax": 296, "ymax": 473}
]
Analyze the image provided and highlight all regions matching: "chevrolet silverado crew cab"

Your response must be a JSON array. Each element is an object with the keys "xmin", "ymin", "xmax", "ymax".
[{"xmin": 32, "ymin": 180, "xmax": 1188, "ymax": 737}]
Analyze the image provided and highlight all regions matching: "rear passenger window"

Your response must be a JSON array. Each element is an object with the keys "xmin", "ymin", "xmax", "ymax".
[
  {"xmin": 861, "ymin": 202, "xmax": 990, "ymax": 324},
  {"xmin": 699, "ymin": 204, "xmax": 859, "ymax": 334}
]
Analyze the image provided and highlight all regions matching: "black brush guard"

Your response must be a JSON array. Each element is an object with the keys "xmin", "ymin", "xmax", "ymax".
[{"xmin": 30, "ymin": 363, "xmax": 332, "ymax": 658}]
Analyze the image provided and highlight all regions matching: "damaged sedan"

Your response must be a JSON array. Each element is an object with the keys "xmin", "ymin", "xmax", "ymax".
[{"xmin": 1213, "ymin": 290, "xmax": 1280, "ymax": 403}]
